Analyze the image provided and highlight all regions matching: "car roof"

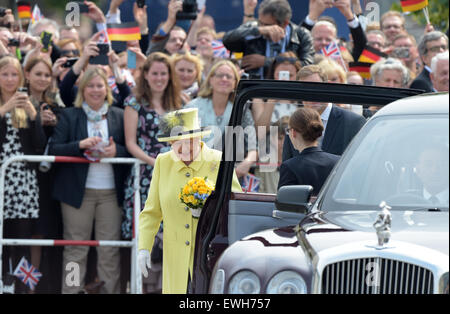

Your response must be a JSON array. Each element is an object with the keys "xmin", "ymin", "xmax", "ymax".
[{"xmin": 374, "ymin": 92, "xmax": 449, "ymax": 117}]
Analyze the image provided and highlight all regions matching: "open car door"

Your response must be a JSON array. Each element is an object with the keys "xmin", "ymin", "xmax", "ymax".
[{"xmin": 191, "ymin": 80, "xmax": 423, "ymax": 293}]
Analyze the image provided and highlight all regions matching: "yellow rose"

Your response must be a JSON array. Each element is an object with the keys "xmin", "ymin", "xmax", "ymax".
[
  {"xmin": 183, "ymin": 185, "xmax": 190, "ymax": 195},
  {"xmin": 198, "ymin": 187, "xmax": 207, "ymax": 195},
  {"xmin": 192, "ymin": 184, "xmax": 198, "ymax": 192}
]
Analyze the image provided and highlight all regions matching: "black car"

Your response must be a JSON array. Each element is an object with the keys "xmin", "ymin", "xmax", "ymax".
[{"xmin": 190, "ymin": 80, "xmax": 449, "ymax": 294}]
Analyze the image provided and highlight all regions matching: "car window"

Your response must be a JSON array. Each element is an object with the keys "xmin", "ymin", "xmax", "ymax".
[{"xmin": 323, "ymin": 115, "xmax": 449, "ymax": 211}]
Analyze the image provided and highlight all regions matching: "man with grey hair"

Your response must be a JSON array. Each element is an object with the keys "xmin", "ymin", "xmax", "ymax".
[
  {"xmin": 223, "ymin": 0, "xmax": 315, "ymax": 79},
  {"xmin": 410, "ymin": 31, "xmax": 448, "ymax": 92},
  {"xmin": 371, "ymin": 58, "xmax": 410, "ymax": 88},
  {"xmin": 430, "ymin": 51, "xmax": 449, "ymax": 92}
]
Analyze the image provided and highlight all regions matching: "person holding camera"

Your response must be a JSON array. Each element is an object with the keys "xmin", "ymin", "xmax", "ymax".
[
  {"xmin": 0, "ymin": 56, "xmax": 46, "ymax": 294},
  {"xmin": 223, "ymin": 0, "xmax": 315, "ymax": 79},
  {"xmin": 391, "ymin": 33, "xmax": 420, "ymax": 80},
  {"xmin": 58, "ymin": 32, "xmax": 131, "ymax": 108},
  {"xmin": 147, "ymin": 0, "xmax": 188, "ymax": 56}
]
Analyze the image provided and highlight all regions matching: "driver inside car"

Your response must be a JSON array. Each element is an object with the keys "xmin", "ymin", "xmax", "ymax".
[{"xmin": 414, "ymin": 144, "xmax": 449, "ymax": 206}]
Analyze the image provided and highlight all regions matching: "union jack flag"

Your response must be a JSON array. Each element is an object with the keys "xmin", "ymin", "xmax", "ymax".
[
  {"xmin": 98, "ymin": 28, "xmax": 110, "ymax": 44},
  {"xmin": 13, "ymin": 257, "xmax": 42, "ymax": 291},
  {"xmin": 320, "ymin": 41, "xmax": 342, "ymax": 60},
  {"xmin": 212, "ymin": 40, "xmax": 230, "ymax": 59},
  {"xmin": 30, "ymin": 4, "xmax": 44, "ymax": 24},
  {"xmin": 242, "ymin": 174, "xmax": 261, "ymax": 193}
]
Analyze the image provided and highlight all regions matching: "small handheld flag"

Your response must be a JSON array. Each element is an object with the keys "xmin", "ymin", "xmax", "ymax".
[
  {"xmin": 349, "ymin": 62, "xmax": 372, "ymax": 79},
  {"xmin": 107, "ymin": 22, "xmax": 141, "ymax": 42},
  {"xmin": 358, "ymin": 45, "xmax": 388, "ymax": 64},
  {"xmin": 31, "ymin": 4, "xmax": 44, "ymax": 24},
  {"xmin": 17, "ymin": 1, "xmax": 31, "ymax": 19},
  {"xmin": 13, "ymin": 256, "xmax": 42, "ymax": 291},
  {"xmin": 242, "ymin": 174, "xmax": 261, "ymax": 193},
  {"xmin": 400, "ymin": 0, "xmax": 428, "ymax": 12}
]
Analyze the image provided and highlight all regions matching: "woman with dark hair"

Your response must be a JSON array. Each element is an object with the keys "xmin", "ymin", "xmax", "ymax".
[
  {"xmin": 278, "ymin": 107, "xmax": 339, "ymax": 195},
  {"xmin": 122, "ymin": 52, "xmax": 182, "ymax": 241}
]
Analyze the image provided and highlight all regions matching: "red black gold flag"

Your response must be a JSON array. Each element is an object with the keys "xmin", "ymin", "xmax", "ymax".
[
  {"xmin": 358, "ymin": 45, "xmax": 388, "ymax": 64},
  {"xmin": 107, "ymin": 22, "xmax": 141, "ymax": 42},
  {"xmin": 400, "ymin": 0, "xmax": 428, "ymax": 12},
  {"xmin": 349, "ymin": 62, "xmax": 372, "ymax": 79},
  {"xmin": 17, "ymin": 1, "xmax": 31, "ymax": 19}
]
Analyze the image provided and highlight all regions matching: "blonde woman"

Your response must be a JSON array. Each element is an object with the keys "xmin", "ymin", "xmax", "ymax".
[
  {"xmin": 185, "ymin": 60, "xmax": 258, "ymax": 178},
  {"xmin": 0, "ymin": 56, "xmax": 46, "ymax": 293},
  {"xmin": 49, "ymin": 66, "xmax": 129, "ymax": 294},
  {"xmin": 172, "ymin": 52, "xmax": 204, "ymax": 103}
]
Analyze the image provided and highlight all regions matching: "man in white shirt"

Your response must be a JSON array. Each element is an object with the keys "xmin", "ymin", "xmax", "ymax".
[{"xmin": 415, "ymin": 145, "xmax": 449, "ymax": 206}]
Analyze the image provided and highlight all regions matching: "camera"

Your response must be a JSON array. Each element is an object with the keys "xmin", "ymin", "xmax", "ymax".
[
  {"xmin": 63, "ymin": 58, "xmax": 79, "ymax": 68},
  {"xmin": 18, "ymin": 87, "xmax": 28, "ymax": 93},
  {"xmin": 392, "ymin": 47, "xmax": 410, "ymax": 59},
  {"xmin": 176, "ymin": 0, "xmax": 198, "ymax": 20},
  {"xmin": 8, "ymin": 38, "xmax": 20, "ymax": 47},
  {"xmin": 0, "ymin": 7, "xmax": 7, "ymax": 18},
  {"xmin": 136, "ymin": 0, "xmax": 146, "ymax": 8}
]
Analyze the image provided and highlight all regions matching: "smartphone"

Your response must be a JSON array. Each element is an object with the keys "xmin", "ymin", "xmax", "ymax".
[
  {"xmin": 278, "ymin": 70, "xmax": 290, "ymax": 81},
  {"xmin": 8, "ymin": 38, "xmax": 20, "ymax": 47},
  {"xmin": 393, "ymin": 47, "xmax": 410, "ymax": 59},
  {"xmin": 197, "ymin": 0, "xmax": 206, "ymax": 11},
  {"xmin": 63, "ymin": 58, "xmax": 79, "ymax": 68},
  {"xmin": 18, "ymin": 87, "xmax": 28, "ymax": 94},
  {"xmin": 89, "ymin": 43, "xmax": 110, "ymax": 65},
  {"xmin": 40, "ymin": 31, "xmax": 53, "ymax": 53},
  {"xmin": 136, "ymin": 0, "xmax": 146, "ymax": 8},
  {"xmin": 127, "ymin": 50, "xmax": 137, "ymax": 69},
  {"xmin": 76, "ymin": 1, "xmax": 89, "ymax": 13}
]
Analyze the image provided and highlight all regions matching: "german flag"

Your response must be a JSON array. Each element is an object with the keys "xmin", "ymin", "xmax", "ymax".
[
  {"xmin": 400, "ymin": 0, "xmax": 428, "ymax": 12},
  {"xmin": 107, "ymin": 22, "xmax": 141, "ymax": 42},
  {"xmin": 349, "ymin": 62, "xmax": 372, "ymax": 79},
  {"xmin": 358, "ymin": 46, "xmax": 388, "ymax": 64},
  {"xmin": 17, "ymin": 1, "xmax": 31, "ymax": 19}
]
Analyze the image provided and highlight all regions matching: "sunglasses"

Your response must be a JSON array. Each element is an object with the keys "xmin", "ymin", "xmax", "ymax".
[{"xmin": 60, "ymin": 49, "xmax": 80, "ymax": 57}]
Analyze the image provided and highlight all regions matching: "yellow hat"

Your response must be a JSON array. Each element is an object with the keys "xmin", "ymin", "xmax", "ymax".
[{"xmin": 157, "ymin": 108, "xmax": 211, "ymax": 142}]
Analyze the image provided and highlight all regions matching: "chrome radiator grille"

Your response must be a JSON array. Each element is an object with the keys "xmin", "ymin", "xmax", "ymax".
[{"xmin": 321, "ymin": 258, "xmax": 434, "ymax": 294}]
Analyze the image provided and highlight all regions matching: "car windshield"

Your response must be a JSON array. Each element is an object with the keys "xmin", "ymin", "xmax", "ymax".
[{"xmin": 322, "ymin": 114, "xmax": 449, "ymax": 211}]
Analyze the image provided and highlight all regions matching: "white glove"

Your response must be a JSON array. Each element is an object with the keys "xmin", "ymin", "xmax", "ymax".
[{"xmin": 138, "ymin": 249, "xmax": 152, "ymax": 278}]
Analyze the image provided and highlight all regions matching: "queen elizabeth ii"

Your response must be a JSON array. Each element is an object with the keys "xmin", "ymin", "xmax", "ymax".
[{"xmin": 138, "ymin": 107, "xmax": 242, "ymax": 294}]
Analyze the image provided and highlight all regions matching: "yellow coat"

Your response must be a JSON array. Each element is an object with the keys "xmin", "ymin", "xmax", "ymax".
[{"xmin": 138, "ymin": 142, "xmax": 242, "ymax": 294}]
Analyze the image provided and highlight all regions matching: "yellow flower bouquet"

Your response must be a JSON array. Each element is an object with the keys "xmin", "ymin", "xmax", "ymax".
[{"xmin": 179, "ymin": 177, "xmax": 215, "ymax": 218}]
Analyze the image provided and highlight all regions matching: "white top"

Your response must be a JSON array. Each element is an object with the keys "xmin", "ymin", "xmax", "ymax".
[{"xmin": 85, "ymin": 119, "xmax": 115, "ymax": 190}]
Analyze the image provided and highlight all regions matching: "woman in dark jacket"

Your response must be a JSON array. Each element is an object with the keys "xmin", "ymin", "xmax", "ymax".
[
  {"xmin": 49, "ymin": 66, "xmax": 129, "ymax": 294},
  {"xmin": 278, "ymin": 107, "xmax": 339, "ymax": 195}
]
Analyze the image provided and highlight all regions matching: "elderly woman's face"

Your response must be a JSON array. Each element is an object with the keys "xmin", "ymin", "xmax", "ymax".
[
  {"xmin": 83, "ymin": 75, "xmax": 107, "ymax": 109},
  {"xmin": 210, "ymin": 65, "xmax": 236, "ymax": 96},
  {"xmin": 171, "ymin": 137, "xmax": 202, "ymax": 164}
]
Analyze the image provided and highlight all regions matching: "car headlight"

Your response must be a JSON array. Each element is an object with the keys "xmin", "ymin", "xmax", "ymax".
[
  {"xmin": 210, "ymin": 269, "xmax": 225, "ymax": 294},
  {"xmin": 439, "ymin": 272, "xmax": 449, "ymax": 294},
  {"xmin": 228, "ymin": 270, "xmax": 261, "ymax": 294},
  {"xmin": 266, "ymin": 271, "xmax": 307, "ymax": 294}
]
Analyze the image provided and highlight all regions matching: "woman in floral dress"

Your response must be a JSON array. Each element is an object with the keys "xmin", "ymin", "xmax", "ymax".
[{"xmin": 122, "ymin": 52, "xmax": 182, "ymax": 240}]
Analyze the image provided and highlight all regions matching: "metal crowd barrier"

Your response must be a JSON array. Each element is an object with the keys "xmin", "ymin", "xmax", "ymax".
[{"xmin": 0, "ymin": 155, "xmax": 143, "ymax": 294}]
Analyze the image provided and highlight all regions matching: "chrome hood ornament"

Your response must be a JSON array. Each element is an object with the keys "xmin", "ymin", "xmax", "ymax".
[{"xmin": 373, "ymin": 201, "xmax": 392, "ymax": 247}]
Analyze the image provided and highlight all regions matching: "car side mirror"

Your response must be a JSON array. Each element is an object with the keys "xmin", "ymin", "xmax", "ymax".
[{"xmin": 275, "ymin": 185, "xmax": 313, "ymax": 214}]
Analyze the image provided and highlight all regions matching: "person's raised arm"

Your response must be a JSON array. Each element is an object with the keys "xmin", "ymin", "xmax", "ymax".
[
  {"xmin": 186, "ymin": 6, "xmax": 206, "ymax": 49},
  {"xmin": 243, "ymin": 0, "xmax": 258, "ymax": 24}
]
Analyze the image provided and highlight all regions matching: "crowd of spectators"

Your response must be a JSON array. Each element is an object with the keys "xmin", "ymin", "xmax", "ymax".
[{"xmin": 0, "ymin": 0, "xmax": 448, "ymax": 294}]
